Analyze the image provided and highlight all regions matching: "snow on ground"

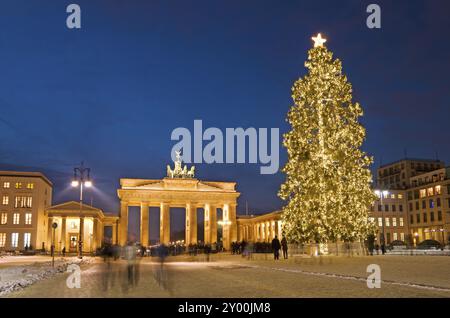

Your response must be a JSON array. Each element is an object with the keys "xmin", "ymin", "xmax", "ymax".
[{"xmin": 0, "ymin": 256, "xmax": 92, "ymax": 296}]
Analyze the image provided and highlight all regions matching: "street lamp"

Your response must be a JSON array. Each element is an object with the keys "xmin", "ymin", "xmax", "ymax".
[
  {"xmin": 71, "ymin": 161, "xmax": 93, "ymax": 259},
  {"xmin": 374, "ymin": 189, "xmax": 389, "ymax": 246},
  {"xmin": 51, "ymin": 222, "xmax": 58, "ymax": 268}
]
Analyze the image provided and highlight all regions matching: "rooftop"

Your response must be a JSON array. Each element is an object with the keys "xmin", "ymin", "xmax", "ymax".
[
  {"xmin": 379, "ymin": 158, "xmax": 444, "ymax": 169},
  {"xmin": 0, "ymin": 170, "xmax": 53, "ymax": 187}
]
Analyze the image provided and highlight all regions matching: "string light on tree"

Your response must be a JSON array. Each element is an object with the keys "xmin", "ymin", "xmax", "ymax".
[{"xmin": 278, "ymin": 33, "xmax": 377, "ymax": 247}]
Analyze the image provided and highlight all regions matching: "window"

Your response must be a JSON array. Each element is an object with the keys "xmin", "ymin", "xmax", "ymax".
[
  {"xmin": 430, "ymin": 212, "xmax": 435, "ymax": 222},
  {"xmin": 11, "ymin": 233, "xmax": 19, "ymax": 248},
  {"xmin": 423, "ymin": 213, "xmax": 428, "ymax": 223},
  {"xmin": 399, "ymin": 217, "xmax": 404, "ymax": 227},
  {"xmin": 26, "ymin": 183, "xmax": 34, "ymax": 189},
  {"xmin": 435, "ymin": 185, "xmax": 441, "ymax": 195},
  {"xmin": 2, "ymin": 196, "xmax": 8, "ymax": 205},
  {"xmin": 385, "ymin": 204, "xmax": 389, "ymax": 212},
  {"xmin": 410, "ymin": 214, "xmax": 414, "ymax": 224},
  {"xmin": 437, "ymin": 198, "xmax": 441, "ymax": 207},
  {"xmin": 13, "ymin": 213, "xmax": 20, "ymax": 225},
  {"xmin": 0, "ymin": 233, "xmax": 5, "ymax": 247},
  {"xmin": 25, "ymin": 213, "xmax": 32, "ymax": 225},
  {"xmin": 414, "ymin": 190, "xmax": 420, "ymax": 199},
  {"xmin": 422, "ymin": 200, "xmax": 426, "ymax": 209},
  {"xmin": 408, "ymin": 192, "xmax": 413, "ymax": 200},
  {"xmin": 392, "ymin": 218, "xmax": 397, "ymax": 227},
  {"xmin": 416, "ymin": 201, "xmax": 419, "ymax": 210},
  {"xmin": 14, "ymin": 196, "xmax": 32, "ymax": 208},
  {"xmin": 23, "ymin": 233, "xmax": 31, "ymax": 248},
  {"xmin": 400, "ymin": 233, "xmax": 405, "ymax": 241},
  {"xmin": 427, "ymin": 187, "xmax": 434, "ymax": 196},
  {"xmin": 390, "ymin": 194, "xmax": 395, "ymax": 199},
  {"xmin": 378, "ymin": 205, "xmax": 382, "ymax": 212},
  {"xmin": 369, "ymin": 217, "xmax": 375, "ymax": 223},
  {"xmin": 393, "ymin": 233, "xmax": 398, "ymax": 241},
  {"xmin": 378, "ymin": 218, "xmax": 383, "ymax": 227},
  {"xmin": 385, "ymin": 217, "xmax": 390, "ymax": 227},
  {"xmin": 399, "ymin": 204, "xmax": 403, "ymax": 212},
  {"xmin": 429, "ymin": 199, "xmax": 434, "ymax": 209},
  {"xmin": 398, "ymin": 194, "xmax": 403, "ymax": 199},
  {"xmin": 392, "ymin": 205, "xmax": 396, "ymax": 212},
  {"xmin": 15, "ymin": 182, "xmax": 22, "ymax": 189},
  {"xmin": 416, "ymin": 214, "xmax": 420, "ymax": 223},
  {"xmin": 0, "ymin": 213, "xmax": 7, "ymax": 225},
  {"xmin": 409, "ymin": 202, "xmax": 413, "ymax": 211},
  {"xmin": 438, "ymin": 211, "xmax": 442, "ymax": 221},
  {"xmin": 420, "ymin": 189, "xmax": 426, "ymax": 198},
  {"xmin": 3, "ymin": 182, "xmax": 10, "ymax": 188}
]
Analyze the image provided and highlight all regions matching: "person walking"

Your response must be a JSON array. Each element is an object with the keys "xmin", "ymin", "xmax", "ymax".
[
  {"xmin": 281, "ymin": 236, "xmax": 288, "ymax": 259},
  {"xmin": 271, "ymin": 236, "xmax": 281, "ymax": 260}
]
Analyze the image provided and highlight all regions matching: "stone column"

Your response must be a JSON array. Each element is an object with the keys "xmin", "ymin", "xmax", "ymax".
[
  {"xmin": 160, "ymin": 202, "xmax": 170, "ymax": 244},
  {"xmin": 93, "ymin": 218, "xmax": 98, "ymax": 251},
  {"xmin": 119, "ymin": 201, "xmax": 128, "ymax": 246},
  {"xmin": 140, "ymin": 203, "xmax": 149, "ymax": 246},
  {"xmin": 47, "ymin": 217, "xmax": 53, "ymax": 251},
  {"xmin": 112, "ymin": 222, "xmax": 117, "ymax": 245},
  {"xmin": 61, "ymin": 217, "xmax": 67, "ymax": 252},
  {"xmin": 229, "ymin": 204, "xmax": 237, "ymax": 243},
  {"xmin": 222, "ymin": 204, "xmax": 230, "ymax": 249},
  {"xmin": 185, "ymin": 203, "xmax": 197, "ymax": 245},
  {"xmin": 204, "ymin": 203, "xmax": 211, "ymax": 244},
  {"xmin": 210, "ymin": 205, "xmax": 217, "ymax": 243}
]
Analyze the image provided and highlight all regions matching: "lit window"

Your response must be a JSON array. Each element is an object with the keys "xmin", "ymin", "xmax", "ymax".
[
  {"xmin": 0, "ymin": 213, "xmax": 7, "ymax": 225},
  {"xmin": 399, "ymin": 217, "xmax": 404, "ymax": 227},
  {"xmin": 435, "ymin": 185, "xmax": 441, "ymax": 195},
  {"xmin": 420, "ymin": 189, "xmax": 426, "ymax": 198},
  {"xmin": 378, "ymin": 218, "xmax": 382, "ymax": 227},
  {"xmin": 398, "ymin": 194, "xmax": 403, "ymax": 199},
  {"xmin": 23, "ymin": 233, "xmax": 31, "ymax": 248},
  {"xmin": 26, "ymin": 183, "xmax": 34, "ymax": 189},
  {"xmin": 390, "ymin": 194, "xmax": 395, "ymax": 199},
  {"xmin": 11, "ymin": 233, "xmax": 19, "ymax": 247},
  {"xmin": 2, "ymin": 196, "xmax": 8, "ymax": 205},
  {"xmin": 15, "ymin": 196, "xmax": 32, "ymax": 208},
  {"xmin": 3, "ymin": 182, "xmax": 10, "ymax": 188},
  {"xmin": 0, "ymin": 233, "xmax": 6, "ymax": 247},
  {"xmin": 15, "ymin": 182, "xmax": 22, "ymax": 189},
  {"xmin": 385, "ymin": 217, "xmax": 390, "ymax": 227},
  {"xmin": 25, "ymin": 213, "xmax": 32, "ymax": 225},
  {"xmin": 393, "ymin": 233, "xmax": 398, "ymax": 241},
  {"xmin": 13, "ymin": 213, "xmax": 20, "ymax": 225},
  {"xmin": 392, "ymin": 218, "xmax": 397, "ymax": 227},
  {"xmin": 400, "ymin": 233, "xmax": 405, "ymax": 241},
  {"xmin": 427, "ymin": 187, "xmax": 434, "ymax": 196},
  {"xmin": 369, "ymin": 217, "xmax": 375, "ymax": 223}
]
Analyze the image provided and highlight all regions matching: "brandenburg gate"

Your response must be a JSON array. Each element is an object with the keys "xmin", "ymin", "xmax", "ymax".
[{"xmin": 117, "ymin": 152, "xmax": 240, "ymax": 250}]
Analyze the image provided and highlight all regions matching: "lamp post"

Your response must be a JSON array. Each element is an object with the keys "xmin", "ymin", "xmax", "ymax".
[
  {"xmin": 71, "ymin": 162, "xmax": 93, "ymax": 259},
  {"xmin": 51, "ymin": 222, "xmax": 58, "ymax": 268},
  {"xmin": 374, "ymin": 190, "xmax": 389, "ymax": 246}
]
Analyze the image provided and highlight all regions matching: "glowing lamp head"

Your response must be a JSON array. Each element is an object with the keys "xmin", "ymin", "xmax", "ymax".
[
  {"xmin": 84, "ymin": 180, "xmax": 92, "ymax": 188},
  {"xmin": 71, "ymin": 180, "xmax": 79, "ymax": 187}
]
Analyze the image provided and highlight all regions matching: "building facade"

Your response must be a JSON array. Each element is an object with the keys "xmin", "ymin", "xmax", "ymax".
[
  {"xmin": 377, "ymin": 158, "xmax": 444, "ymax": 190},
  {"xmin": 0, "ymin": 171, "xmax": 52, "ymax": 251}
]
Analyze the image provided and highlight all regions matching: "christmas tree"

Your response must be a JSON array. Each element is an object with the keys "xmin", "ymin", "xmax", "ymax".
[{"xmin": 278, "ymin": 33, "xmax": 376, "ymax": 244}]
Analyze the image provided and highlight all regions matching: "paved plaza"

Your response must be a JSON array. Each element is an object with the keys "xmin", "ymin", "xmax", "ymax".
[{"xmin": 2, "ymin": 254, "xmax": 450, "ymax": 298}]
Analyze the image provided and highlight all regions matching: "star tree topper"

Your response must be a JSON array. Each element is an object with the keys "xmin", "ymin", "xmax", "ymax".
[{"xmin": 312, "ymin": 33, "xmax": 327, "ymax": 47}]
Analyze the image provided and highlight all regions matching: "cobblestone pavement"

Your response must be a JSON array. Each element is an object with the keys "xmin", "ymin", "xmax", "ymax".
[{"xmin": 6, "ymin": 255, "xmax": 450, "ymax": 298}]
